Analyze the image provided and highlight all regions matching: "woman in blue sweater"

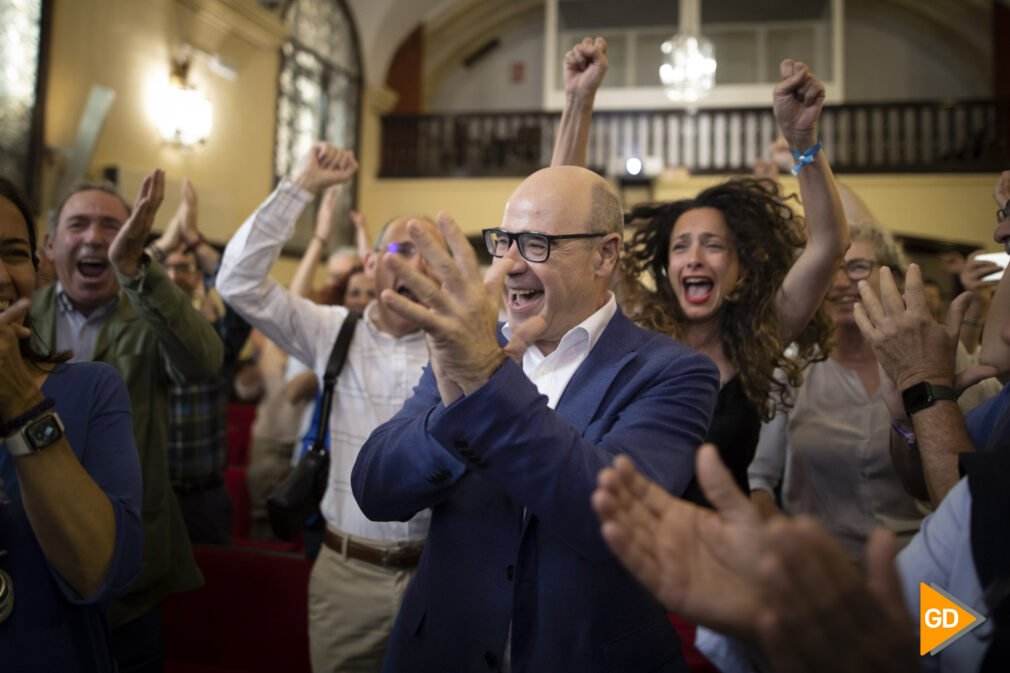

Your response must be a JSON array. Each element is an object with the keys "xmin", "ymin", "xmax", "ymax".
[{"xmin": 0, "ymin": 176, "xmax": 143, "ymax": 672}]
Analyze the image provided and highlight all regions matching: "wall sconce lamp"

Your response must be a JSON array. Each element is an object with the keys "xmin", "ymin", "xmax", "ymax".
[{"xmin": 153, "ymin": 54, "xmax": 213, "ymax": 149}]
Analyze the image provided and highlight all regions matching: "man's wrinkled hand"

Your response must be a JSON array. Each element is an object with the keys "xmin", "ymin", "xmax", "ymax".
[
  {"xmin": 379, "ymin": 213, "xmax": 508, "ymax": 394},
  {"xmin": 853, "ymin": 264, "xmax": 961, "ymax": 392},
  {"xmin": 109, "ymin": 169, "xmax": 166, "ymax": 278},
  {"xmin": 592, "ymin": 445, "xmax": 770, "ymax": 642}
]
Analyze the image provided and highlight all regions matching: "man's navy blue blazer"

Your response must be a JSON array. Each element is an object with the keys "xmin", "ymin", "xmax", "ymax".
[{"xmin": 352, "ymin": 308, "xmax": 720, "ymax": 673}]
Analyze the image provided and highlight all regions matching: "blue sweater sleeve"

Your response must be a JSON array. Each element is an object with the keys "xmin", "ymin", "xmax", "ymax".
[{"xmin": 46, "ymin": 363, "xmax": 144, "ymax": 606}]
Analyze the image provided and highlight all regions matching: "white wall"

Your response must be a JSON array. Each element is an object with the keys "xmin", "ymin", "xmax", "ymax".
[
  {"xmin": 418, "ymin": 0, "xmax": 992, "ymax": 111},
  {"xmin": 427, "ymin": 9, "xmax": 545, "ymax": 112},
  {"xmin": 843, "ymin": 0, "xmax": 990, "ymax": 101}
]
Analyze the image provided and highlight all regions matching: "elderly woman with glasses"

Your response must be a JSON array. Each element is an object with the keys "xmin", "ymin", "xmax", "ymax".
[{"xmin": 747, "ymin": 220, "xmax": 1000, "ymax": 556}]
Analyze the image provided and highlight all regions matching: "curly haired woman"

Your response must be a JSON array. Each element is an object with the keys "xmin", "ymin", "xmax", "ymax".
[
  {"xmin": 621, "ymin": 178, "xmax": 839, "ymax": 498},
  {"xmin": 554, "ymin": 39, "xmax": 848, "ymax": 497}
]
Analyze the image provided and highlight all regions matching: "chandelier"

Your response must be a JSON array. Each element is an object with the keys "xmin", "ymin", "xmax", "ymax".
[{"xmin": 658, "ymin": 1, "xmax": 716, "ymax": 103}]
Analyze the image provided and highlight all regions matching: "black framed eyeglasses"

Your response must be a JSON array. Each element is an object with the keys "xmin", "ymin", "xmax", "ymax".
[
  {"xmin": 482, "ymin": 228, "xmax": 605, "ymax": 263},
  {"xmin": 840, "ymin": 258, "xmax": 879, "ymax": 281},
  {"xmin": 997, "ymin": 202, "xmax": 1010, "ymax": 225}
]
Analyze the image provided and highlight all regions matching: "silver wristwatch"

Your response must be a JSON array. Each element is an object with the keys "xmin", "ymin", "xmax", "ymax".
[{"xmin": 4, "ymin": 412, "xmax": 65, "ymax": 457}]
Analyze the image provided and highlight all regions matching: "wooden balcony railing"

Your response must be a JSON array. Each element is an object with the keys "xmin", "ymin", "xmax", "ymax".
[{"xmin": 380, "ymin": 99, "xmax": 1010, "ymax": 178}]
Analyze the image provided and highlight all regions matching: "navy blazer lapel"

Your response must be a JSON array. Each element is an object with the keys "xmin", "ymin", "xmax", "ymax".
[{"xmin": 554, "ymin": 309, "xmax": 641, "ymax": 433}]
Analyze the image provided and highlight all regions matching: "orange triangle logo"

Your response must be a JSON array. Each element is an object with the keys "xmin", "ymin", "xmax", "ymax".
[{"xmin": 920, "ymin": 582, "xmax": 986, "ymax": 656}]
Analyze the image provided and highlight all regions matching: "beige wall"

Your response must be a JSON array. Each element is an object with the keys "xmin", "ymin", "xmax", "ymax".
[
  {"xmin": 44, "ymin": 0, "xmax": 282, "ymax": 245},
  {"xmin": 653, "ymin": 173, "xmax": 1001, "ymax": 250}
]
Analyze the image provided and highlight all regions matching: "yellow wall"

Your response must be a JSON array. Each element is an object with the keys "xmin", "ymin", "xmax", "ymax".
[
  {"xmin": 360, "ymin": 171, "xmax": 1003, "ymax": 254},
  {"xmin": 44, "ymin": 0, "xmax": 281, "ymax": 244}
]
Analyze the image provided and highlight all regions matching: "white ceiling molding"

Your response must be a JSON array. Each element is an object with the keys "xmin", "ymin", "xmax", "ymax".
[{"xmin": 175, "ymin": 0, "xmax": 289, "ymax": 53}]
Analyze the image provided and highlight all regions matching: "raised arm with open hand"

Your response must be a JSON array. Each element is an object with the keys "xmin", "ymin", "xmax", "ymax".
[
  {"xmin": 855, "ymin": 264, "xmax": 994, "ymax": 504},
  {"xmin": 109, "ymin": 169, "xmax": 166, "ymax": 278},
  {"xmin": 177, "ymin": 179, "xmax": 199, "ymax": 245},
  {"xmin": 854, "ymin": 264, "xmax": 992, "ymax": 392}
]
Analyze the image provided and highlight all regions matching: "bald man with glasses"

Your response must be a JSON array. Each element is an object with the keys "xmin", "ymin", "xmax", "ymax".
[{"xmin": 352, "ymin": 165, "xmax": 720, "ymax": 673}]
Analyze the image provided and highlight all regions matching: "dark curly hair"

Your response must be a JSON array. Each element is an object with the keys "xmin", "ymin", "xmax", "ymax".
[
  {"xmin": 621, "ymin": 177, "xmax": 831, "ymax": 421},
  {"xmin": 0, "ymin": 176, "xmax": 71, "ymax": 366}
]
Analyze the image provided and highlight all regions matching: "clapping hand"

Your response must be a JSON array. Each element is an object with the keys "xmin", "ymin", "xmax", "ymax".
[
  {"xmin": 379, "ymin": 214, "xmax": 545, "ymax": 402},
  {"xmin": 854, "ymin": 263, "xmax": 995, "ymax": 392},
  {"xmin": 592, "ymin": 445, "xmax": 769, "ymax": 641},
  {"xmin": 109, "ymin": 169, "xmax": 166, "ymax": 278},
  {"xmin": 178, "ymin": 179, "xmax": 201, "ymax": 246}
]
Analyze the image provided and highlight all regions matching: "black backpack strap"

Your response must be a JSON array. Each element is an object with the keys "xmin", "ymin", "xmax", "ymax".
[{"xmin": 310, "ymin": 311, "xmax": 360, "ymax": 454}]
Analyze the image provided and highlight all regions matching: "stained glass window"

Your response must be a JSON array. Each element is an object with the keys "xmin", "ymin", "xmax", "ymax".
[
  {"xmin": 274, "ymin": 0, "xmax": 362, "ymax": 253},
  {"xmin": 0, "ymin": 0, "xmax": 45, "ymax": 206}
]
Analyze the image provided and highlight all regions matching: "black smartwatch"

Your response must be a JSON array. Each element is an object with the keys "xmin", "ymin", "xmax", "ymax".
[
  {"xmin": 4, "ymin": 412, "xmax": 65, "ymax": 457},
  {"xmin": 901, "ymin": 382, "xmax": 957, "ymax": 416}
]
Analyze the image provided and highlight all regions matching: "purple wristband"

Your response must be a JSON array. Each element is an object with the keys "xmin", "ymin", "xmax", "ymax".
[
  {"xmin": 1, "ymin": 397, "xmax": 56, "ymax": 437},
  {"xmin": 891, "ymin": 421, "xmax": 917, "ymax": 447}
]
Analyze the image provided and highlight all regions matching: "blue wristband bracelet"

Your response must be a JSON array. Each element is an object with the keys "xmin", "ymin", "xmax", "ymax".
[{"xmin": 790, "ymin": 141, "xmax": 823, "ymax": 175}]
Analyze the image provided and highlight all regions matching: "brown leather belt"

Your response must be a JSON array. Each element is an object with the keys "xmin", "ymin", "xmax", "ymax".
[{"xmin": 323, "ymin": 529, "xmax": 423, "ymax": 568}]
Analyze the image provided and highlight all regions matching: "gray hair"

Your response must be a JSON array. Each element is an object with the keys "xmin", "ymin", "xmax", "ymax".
[
  {"xmin": 849, "ymin": 219, "xmax": 908, "ymax": 274},
  {"xmin": 48, "ymin": 180, "xmax": 131, "ymax": 233}
]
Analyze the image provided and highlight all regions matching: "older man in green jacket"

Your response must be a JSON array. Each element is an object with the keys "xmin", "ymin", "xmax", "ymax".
[{"xmin": 32, "ymin": 170, "xmax": 223, "ymax": 673}]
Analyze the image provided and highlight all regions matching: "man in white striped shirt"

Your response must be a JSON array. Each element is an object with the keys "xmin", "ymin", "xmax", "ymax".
[{"xmin": 217, "ymin": 142, "xmax": 445, "ymax": 673}]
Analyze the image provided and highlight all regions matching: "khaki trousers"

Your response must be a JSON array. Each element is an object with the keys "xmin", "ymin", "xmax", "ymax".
[{"xmin": 308, "ymin": 532, "xmax": 418, "ymax": 673}]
